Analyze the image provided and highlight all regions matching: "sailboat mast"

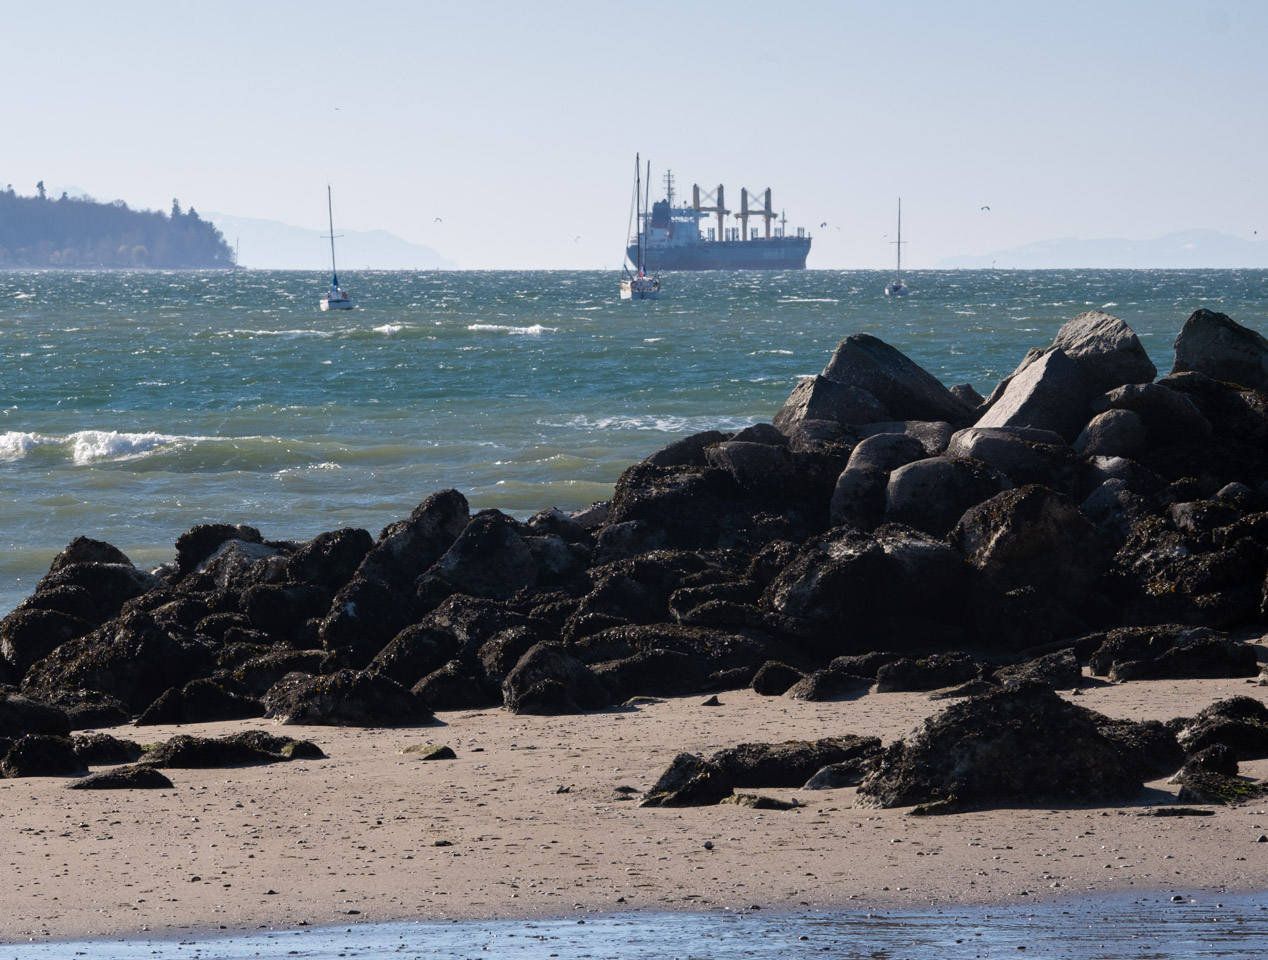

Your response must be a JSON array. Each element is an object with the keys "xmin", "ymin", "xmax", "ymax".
[
  {"xmin": 327, "ymin": 185, "xmax": 339, "ymax": 285},
  {"xmin": 635, "ymin": 154, "xmax": 642, "ymax": 274},
  {"xmin": 643, "ymin": 158, "xmax": 651, "ymax": 274},
  {"xmin": 896, "ymin": 198, "xmax": 902, "ymax": 274}
]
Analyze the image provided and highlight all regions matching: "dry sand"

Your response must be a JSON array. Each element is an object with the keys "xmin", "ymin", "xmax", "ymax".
[{"xmin": 3, "ymin": 675, "xmax": 1268, "ymax": 943}]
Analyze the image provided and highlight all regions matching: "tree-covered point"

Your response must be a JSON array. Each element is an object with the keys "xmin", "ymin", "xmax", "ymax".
[{"xmin": 0, "ymin": 183, "xmax": 235, "ymax": 268}]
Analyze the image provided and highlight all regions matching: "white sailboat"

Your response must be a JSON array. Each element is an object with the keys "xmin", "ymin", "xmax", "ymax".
[
  {"xmin": 320, "ymin": 185, "xmax": 353, "ymax": 311},
  {"xmin": 884, "ymin": 197, "xmax": 909, "ymax": 297},
  {"xmin": 620, "ymin": 154, "xmax": 660, "ymax": 300}
]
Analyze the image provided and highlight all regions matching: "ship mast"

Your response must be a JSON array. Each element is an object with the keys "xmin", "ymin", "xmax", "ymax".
[{"xmin": 893, "ymin": 197, "xmax": 905, "ymax": 274}]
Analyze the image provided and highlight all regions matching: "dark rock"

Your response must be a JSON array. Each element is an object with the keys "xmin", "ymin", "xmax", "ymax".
[
  {"xmin": 829, "ymin": 432, "xmax": 927, "ymax": 529},
  {"xmin": 0, "ymin": 692, "xmax": 72, "ymax": 738},
  {"xmin": 67, "ymin": 765, "xmax": 174, "ymax": 790},
  {"xmin": 2, "ymin": 733, "xmax": 88, "ymax": 778},
  {"xmin": 48, "ymin": 536, "xmax": 132, "ymax": 572},
  {"xmin": 176, "ymin": 540, "xmax": 288, "ymax": 595},
  {"xmin": 820, "ymin": 334, "xmax": 976, "ymax": 424},
  {"xmin": 285, "ymin": 527, "xmax": 374, "ymax": 590},
  {"xmin": 1091, "ymin": 382, "xmax": 1213, "ymax": 444},
  {"xmin": 263, "ymin": 669, "xmax": 434, "ymax": 726},
  {"xmin": 1108, "ymin": 635, "xmax": 1258, "ymax": 682},
  {"xmin": 875, "ymin": 653, "xmax": 980, "ymax": 693},
  {"xmin": 855, "ymin": 684, "xmax": 1144, "ymax": 810},
  {"xmin": 141, "ymin": 730, "xmax": 325, "ymax": 767},
  {"xmin": 855, "ymin": 421, "xmax": 955, "ymax": 456},
  {"xmin": 135, "ymin": 678, "xmax": 265, "ymax": 726},
  {"xmin": 974, "ymin": 348, "xmax": 1098, "ymax": 442},
  {"xmin": 1074, "ymin": 409, "xmax": 1150, "ymax": 459},
  {"xmin": 72, "ymin": 732, "xmax": 144, "ymax": 765},
  {"xmin": 1051, "ymin": 311, "xmax": 1157, "ymax": 393},
  {"xmin": 591, "ymin": 648, "xmax": 713, "ymax": 703},
  {"xmin": 773, "ymin": 375, "xmax": 891, "ymax": 434},
  {"xmin": 885, "ymin": 457, "xmax": 1012, "ymax": 537},
  {"xmin": 952, "ymin": 485, "xmax": 1110, "ymax": 609},
  {"xmin": 1170, "ymin": 308, "xmax": 1268, "ymax": 391},
  {"xmin": 370, "ymin": 624, "xmax": 461, "ymax": 688},
  {"xmin": 947, "ymin": 426, "xmax": 1081, "ymax": 496},
  {"xmin": 412, "ymin": 660, "xmax": 496, "ymax": 710},
  {"xmin": 750, "ymin": 660, "xmax": 803, "ymax": 696},
  {"xmin": 224, "ymin": 649, "xmax": 336, "ymax": 699},
  {"xmin": 173, "ymin": 523, "xmax": 264, "ymax": 577},
  {"xmin": 994, "ymin": 649, "xmax": 1084, "ymax": 690},
  {"xmin": 1088, "ymin": 625, "xmax": 1219, "ymax": 676},
  {"xmin": 719, "ymin": 793, "xmax": 799, "ymax": 810},
  {"xmin": 639, "ymin": 752, "xmax": 734, "ymax": 807},
  {"xmin": 1158, "ymin": 372, "xmax": 1268, "ymax": 446},
  {"xmin": 502, "ymin": 642, "xmax": 608, "ymax": 715},
  {"xmin": 38, "ymin": 689, "xmax": 130, "ymax": 730},
  {"xmin": 1094, "ymin": 716, "xmax": 1184, "ymax": 781},
  {"xmin": 1175, "ymin": 770, "xmax": 1267, "ymax": 806},
  {"xmin": 401, "ymin": 743, "xmax": 456, "ymax": 760},
  {"xmin": 784, "ymin": 668, "xmax": 870, "ymax": 702},
  {"xmin": 643, "ymin": 430, "xmax": 731, "ymax": 468},
  {"xmin": 1175, "ymin": 697, "xmax": 1268, "ymax": 759},
  {"xmin": 30, "ymin": 562, "xmax": 164, "ymax": 626},
  {"xmin": 803, "ymin": 752, "xmax": 882, "ymax": 789},
  {"xmin": 711, "ymin": 735, "xmax": 881, "ymax": 788},
  {"xmin": 427, "ymin": 510, "xmax": 540, "ymax": 600},
  {"xmin": 241, "ymin": 582, "xmax": 333, "ymax": 638},
  {"xmin": 1179, "ymin": 743, "xmax": 1239, "ymax": 777}
]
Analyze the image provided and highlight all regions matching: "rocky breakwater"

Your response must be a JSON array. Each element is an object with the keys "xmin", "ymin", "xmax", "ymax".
[{"xmin": 3, "ymin": 307, "xmax": 1268, "ymax": 811}]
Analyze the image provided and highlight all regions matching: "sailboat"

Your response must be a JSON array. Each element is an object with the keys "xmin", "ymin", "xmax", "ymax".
[
  {"xmin": 320, "ymin": 185, "xmax": 353, "ymax": 311},
  {"xmin": 884, "ymin": 197, "xmax": 909, "ymax": 297},
  {"xmin": 620, "ymin": 154, "xmax": 660, "ymax": 300}
]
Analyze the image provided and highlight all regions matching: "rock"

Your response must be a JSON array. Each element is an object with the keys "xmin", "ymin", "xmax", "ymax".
[
  {"xmin": 370, "ymin": 624, "xmax": 462, "ymax": 688},
  {"xmin": 750, "ymin": 660, "xmax": 803, "ymax": 696},
  {"xmin": 284, "ymin": 527, "xmax": 374, "ymax": 590},
  {"xmin": 875, "ymin": 653, "xmax": 980, "ymax": 693},
  {"xmin": 502, "ymin": 642, "xmax": 608, "ymax": 715},
  {"xmin": 803, "ymin": 753, "xmax": 881, "ymax": 789},
  {"xmin": 1073, "ymin": 409, "xmax": 1150, "ymax": 459},
  {"xmin": 974, "ymin": 348, "xmax": 1098, "ymax": 442},
  {"xmin": 1108, "ymin": 635, "xmax": 1258, "ymax": 682},
  {"xmin": 952, "ymin": 485, "xmax": 1110, "ymax": 609},
  {"xmin": 829, "ymin": 432, "xmax": 927, "ymax": 530},
  {"xmin": 639, "ymin": 752, "xmax": 734, "ymax": 807},
  {"xmin": 643, "ymin": 430, "xmax": 731, "ymax": 468},
  {"xmin": 177, "ymin": 539, "xmax": 288, "ymax": 595},
  {"xmin": 1175, "ymin": 771, "xmax": 1268, "ymax": 806},
  {"xmin": 1157, "ymin": 372, "xmax": 1268, "ymax": 446},
  {"xmin": 241, "ymin": 582, "xmax": 333, "ymax": 639},
  {"xmin": 141, "ymin": 730, "xmax": 325, "ymax": 767},
  {"xmin": 946, "ymin": 426, "xmax": 1081, "ymax": 495},
  {"xmin": 72, "ymin": 733, "xmax": 143, "ymax": 766},
  {"xmin": 37, "ymin": 690, "xmax": 130, "ymax": 730},
  {"xmin": 427, "ymin": 510, "xmax": 540, "ymax": 600},
  {"xmin": 263, "ymin": 669, "xmax": 434, "ymax": 726},
  {"xmin": 855, "ymin": 684, "xmax": 1144, "ymax": 810},
  {"xmin": 820, "ymin": 334, "xmax": 976, "ymax": 424},
  {"xmin": 1176, "ymin": 743, "xmax": 1239, "ymax": 778},
  {"xmin": 711, "ymin": 736, "xmax": 881, "ymax": 788},
  {"xmin": 0, "ymin": 692, "xmax": 72, "ymax": 739},
  {"xmin": 885, "ymin": 456, "xmax": 1012, "ymax": 537},
  {"xmin": 719, "ymin": 793, "xmax": 799, "ymax": 810},
  {"xmin": 412, "ymin": 660, "xmax": 496, "ymax": 710},
  {"xmin": 173, "ymin": 523, "xmax": 264, "ymax": 577},
  {"xmin": 401, "ymin": 743, "xmax": 456, "ymax": 760},
  {"xmin": 1175, "ymin": 697, "xmax": 1268, "ymax": 759},
  {"xmin": 1, "ymin": 733, "xmax": 88, "ymax": 778},
  {"xmin": 591, "ymin": 648, "xmax": 714, "ymax": 703},
  {"xmin": 48, "ymin": 536, "xmax": 133, "ymax": 572},
  {"xmin": 67, "ymin": 765, "xmax": 174, "ymax": 790},
  {"xmin": 135, "ymin": 678, "xmax": 265, "ymax": 726},
  {"xmin": 1091, "ymin": 382, "xmax": 1213, "ymax": 444},
  {"xmin": 994, "ymin": 649, "xmax": 1084, "ymax": 690},
  {"xmin": 28, "ymin": 562, "xmax": 164, "ymax": 626},
  {"xmin": 1171, "ymin": 308, "xmax": 1268, "ymax": 391},
  {"xmin": 772, "ymin": 375, "xmax": 891, "ymax": 434},
  {"xmin": 784, "ymin": 668, "xmax": 871, "ymax": 702},
  {"xmin": 1051, "ymin": 311, "xmax": 1157, "ymax": 393}
]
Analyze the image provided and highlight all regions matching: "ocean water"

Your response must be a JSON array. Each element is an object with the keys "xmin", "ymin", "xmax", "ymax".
[
  {"xmin": 8, "ymin": 895, "xmax": 1268, "ymax": 958},
  {"xmin": 2, "ymin": 268, "xmax": 1266, "ymax": 615}
]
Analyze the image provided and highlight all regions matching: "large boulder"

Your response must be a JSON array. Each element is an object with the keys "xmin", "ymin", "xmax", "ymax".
[
  {"xmin": 28, "ymin": 562, "xmax": 163, "ymax": 626},
  {"xmin": 772, "ymin": 375, "xmax": 891, "ymax": 434},
  {"xmin": 425, "ymin": 510, "xmax": 540, "ymax": 600},
  {"xmin": 639, "ymin": 752, "xmax": 734, "ymax": 807},
  {"xmin": 0, "ymin": 693, "xmax": 72, "ymax": 739},
  {"xmin": 820, "ymin": 335, "xmax": 976, "ymax": 424},
  {"xmin": 262, "ymin": 669, "xmax": 434, "ymax": 726},
  {"xmin": 1175, "ymin": 697, "xmax": 1268, "ymax": 759},
  {"xmin": 285, "ymin": 527, "xmax": 374, "ymax": 590},
  {"xmin": 974, "ymin": 348, "xmax": 1098, "ymax": 442},
  {"xmin": 1170, "ymin": 309, "xmax": 1268, "ymax": 391},
  {"xmin": 502, "ymin": 641, "xmax": 609, "ymax": 715},
  {"xmin": 855, "ymin": 685, "xmax": 1145, "ymax": 810},
  {"xmin": 1, "ymin": 734, "xmax": 88, "ymax": 778},
  {"xmin": 140, "ymin": 730, "xmax": 325, "ymax": 767},
  {"xmin": 711, "ymin": 736, "xmax": 881, "ymax": 788},
  {"xmin": 1050, "ymin": 311, "xmax": 1157, "ymax": 393},
  {"xmin": 1090, "ymin": 382, "xmax": 1213, "ymax": 445},
  {"xmin": 946, "ymin": 426, "xmax": 1081, "ymax": 495},
  {"xmin": 829, "ymin": 432, "xmax": 927, "ymax": 530},
  {"xmin": 1, "ymin": 608, "xmax": 96, "ymax": 676},
  {"xmin": 172, "ymin": 523, "xmax": 264, "ymax": 578},
  {"xmin": 884, "ymin": 456, "xmax": 1012, "ymax": 537}
]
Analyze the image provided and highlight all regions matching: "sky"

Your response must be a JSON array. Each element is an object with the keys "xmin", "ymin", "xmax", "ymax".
[{"xmin": 4, "ymin": 0, "xmax": 1266, "ymax": 270}]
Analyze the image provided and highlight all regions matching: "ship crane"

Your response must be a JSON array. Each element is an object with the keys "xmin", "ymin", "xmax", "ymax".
[
  {"xmin": 693, "ymin": 184, "xmax": 729, "ymax": 242},
  {"xmin": 740, "ymin": 188, "xmax": 776, "ymax": 240}
]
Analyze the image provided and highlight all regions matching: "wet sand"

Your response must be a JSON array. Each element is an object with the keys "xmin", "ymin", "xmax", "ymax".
[{"xmin": 3, "ymin": 674, "xmax": 1268, "ymax": 943}]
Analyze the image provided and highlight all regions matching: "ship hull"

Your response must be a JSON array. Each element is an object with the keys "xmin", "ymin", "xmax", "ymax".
[{"xmin": 629, "ymin": 237, "xmax": 811, "ymax": 271}]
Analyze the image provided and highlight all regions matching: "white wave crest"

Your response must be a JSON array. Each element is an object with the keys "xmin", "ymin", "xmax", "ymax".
[
  {"xmin": 69, "ymin": 430, "xmax": 179, "ymax": 464},
  {"xmin": 374, "ymin": 324, "xmax": 405, "ymax": 334},
  {"xmin": 0, "ymin": 431, "xmax": 43, "ymax": 461},
  {"xmin": 467, "ymin": 323, "xmax": 557, "ymax": 336}
]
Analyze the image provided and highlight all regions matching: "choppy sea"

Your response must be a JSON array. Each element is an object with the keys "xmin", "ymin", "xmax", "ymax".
[{"xmin": 2, "ymin": 268, "xmax": 1266, "ymax": 617}]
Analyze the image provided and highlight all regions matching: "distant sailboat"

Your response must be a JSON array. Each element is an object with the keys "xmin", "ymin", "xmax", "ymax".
[
  {"xmin": 320, "ymin": 186, "xmax": 353, "ymax": 311},
  {"xmin": 884, "ymin": 198, "xmax": 909, "ymax": 297},
  {"xmin": 620, "ymin": 154, "xmax": 660, "ymax": 300}
]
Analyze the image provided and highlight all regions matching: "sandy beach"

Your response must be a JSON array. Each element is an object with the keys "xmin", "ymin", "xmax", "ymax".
[{"xmin": 3, "ymin": 672, "xmax": 1267, "ymax": 944}]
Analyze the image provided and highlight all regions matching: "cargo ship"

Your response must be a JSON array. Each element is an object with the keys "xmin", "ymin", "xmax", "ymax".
[{"xmin": 627, "ymin": 171, "xmax": 812, "ymax": 271}]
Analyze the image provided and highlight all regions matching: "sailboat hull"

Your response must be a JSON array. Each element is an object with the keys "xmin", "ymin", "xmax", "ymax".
[
  {"xmin": 320, "ymin": 295, "xmax": 354, "ymax": 311},
  {"xmin": 620, "ymin": 278, "xmax": 660, "ymax": 300}
]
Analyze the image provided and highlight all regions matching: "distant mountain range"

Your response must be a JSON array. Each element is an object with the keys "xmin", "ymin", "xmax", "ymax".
[
  {"xmin": 937, "ymin": 230, "xmax": 1264, "ymax": 269},
  {"xmin": 205, "ymin": 213, "xmax": 457, "ymax": 270}
]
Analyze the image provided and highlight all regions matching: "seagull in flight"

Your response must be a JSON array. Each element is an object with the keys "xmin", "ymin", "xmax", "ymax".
[
  {"xmin": 980, "ymin": 205, "xmax": 991, "ymax": 211},
  {"xmin": 434, "ymin": 217, "xmax": 443, "ymax": 222}
]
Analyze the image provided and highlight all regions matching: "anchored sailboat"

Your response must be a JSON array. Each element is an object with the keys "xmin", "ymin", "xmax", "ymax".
[
  {"xmin": 320, "ymin": 186, "xmax": 353, "ymax": 311},
  {"xmin": 620, "ymin": 154, "xmax": 660, "ymax": 300},
  {"xmin": 884, "ymin": 198, "xmax": 909, "ymax": 297}
]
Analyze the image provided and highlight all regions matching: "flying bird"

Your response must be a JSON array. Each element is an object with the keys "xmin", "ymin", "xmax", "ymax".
[
  {"xmin": 980, "ymin": 205, "xmax": 991, "ymax": 211},
  {"xmin": 434, "ymin": 217, "xmax": 443, "ymax": 222},
  {"xmin": 820, "ymin": 221, "xmax": 828, "ymax": 228}
]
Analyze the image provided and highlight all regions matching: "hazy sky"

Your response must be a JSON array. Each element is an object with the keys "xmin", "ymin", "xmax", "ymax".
[{"xmin": 6, "ymin": 0, "xmax": 1265, "ymax": 269}]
